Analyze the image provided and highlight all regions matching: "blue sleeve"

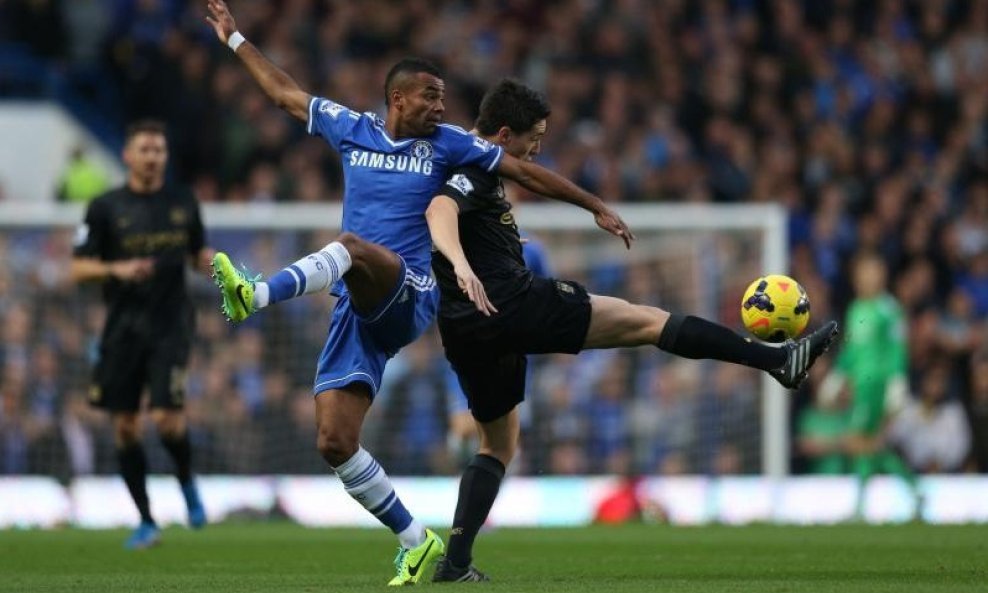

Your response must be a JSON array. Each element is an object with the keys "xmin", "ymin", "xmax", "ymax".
[
  {"xmin": 306, "ymin": 96, "xmax": 360, "ymax": 150},
  {"xmin": 442, "ymin": 124, "xmax": 503, "ymax": 172}
]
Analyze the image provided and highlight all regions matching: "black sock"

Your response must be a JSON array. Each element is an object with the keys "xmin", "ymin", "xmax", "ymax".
[
  {"xmin": 657, "ymin": 314, "xmax": 787, "ymax": 371},
  {"xmin": 446, "ymin": 454, "xmax": 505, "ymax": 568},
  {"xmin": 118, "ymin": 443, "xmax": 154, "ymax": 525},
  {"xmin": 161, "ymin": 432, "xmax": 193, "ymax": 485}
]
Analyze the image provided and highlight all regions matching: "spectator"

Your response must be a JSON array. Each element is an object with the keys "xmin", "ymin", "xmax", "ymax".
[
  {"xmin": 965, "ymin": 355, "xmax": 988, "ymax": 472},
  {"xmin": 56, "ymin": 146, "xmax": 110, "ymax": 204},
  {"xmin": 797, "ymin": 388, "xmax": 850, "ymax": 475},
  {"xmin": 889, "ymin": 360, "xmax": 972, "ymax": 473}
]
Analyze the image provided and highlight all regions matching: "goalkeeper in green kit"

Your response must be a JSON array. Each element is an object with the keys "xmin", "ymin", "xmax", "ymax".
[{"xmin": 819, "ymin": 252, "xmax": 920, "ymax": 520}]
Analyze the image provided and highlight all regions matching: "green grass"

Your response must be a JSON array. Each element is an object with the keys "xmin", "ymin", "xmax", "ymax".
[{"xmin": 1, "ymin": 523, "xmax": 985, "ymax": 592}]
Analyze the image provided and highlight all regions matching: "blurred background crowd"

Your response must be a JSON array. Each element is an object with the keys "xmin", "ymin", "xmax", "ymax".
[{"xmin": 0, "ymin": 0, "xmax": 987, "ymax": 478}]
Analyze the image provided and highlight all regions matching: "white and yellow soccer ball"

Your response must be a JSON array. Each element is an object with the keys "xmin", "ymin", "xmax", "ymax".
[{"xmin": 740, "ymin": 274, "xmax": 811, "ymax": 342}]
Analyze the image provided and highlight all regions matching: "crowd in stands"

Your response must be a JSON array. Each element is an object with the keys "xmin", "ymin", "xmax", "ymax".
[{"xmin": 1, "ymin": 0, "xmax": 987, "ymax": 477}]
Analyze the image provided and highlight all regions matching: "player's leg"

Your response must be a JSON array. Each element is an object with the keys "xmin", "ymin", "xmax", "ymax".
[
  {"xmin": 150, "ymin": 409, "xmax": 206, "ymax": 528},
  {"xmin": 850, "ymin": 448, "xmax": 877, "ymax": 520},
  {"xmin": 435, "ymin": 342, "xmax": 525, "ymax": 583},
  {"xmin": 212, "ymin": 232, "xmax": 400, "ymax": 322},
  {"xmin": 112, "ymin": 411, "xmax": 160, "ymax": 548},
  {"xmin": 308, "ymin": 258, "xmax": 440, "ymax": 585},
  {"xmin": 148, "ymin": 330, "xmax": 206, "ymax": 528},
  {"xmin": 94, "ymin": 341, "xmax": 160, "ymax": 549},
  {"xmin": 314, "ymin": 385, "xmax": 442, "ymax": 586},
  {"xmin": 845, "ymin": 383, "xmax": 884, "ymax": 520},
  {"xmin": 875, "ymin": 449, "xmax": 923, "ymax": 520},
  {"xmin": 583, "ymin": 294, "xmax": 838, "ymax": 389},
  {"xmin": 434, "ymin": 410, "xmax": 517, "ymax": 583}
]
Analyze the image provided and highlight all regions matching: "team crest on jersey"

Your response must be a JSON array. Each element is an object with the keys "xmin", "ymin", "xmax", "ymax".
[
  {"xmin": 411, "ymin": 140, "xmax": 434, "ymax": 160},
  {"xmin": 319, "ymin": 100, "xmax": 346, "ymax": 119},
  {"xmin": 170, "ymin": 208, "xmax": 187, "ymax": 225},
  {"xmin": 447, "ymin": 174, "xmax": 473, "ymax": 196}
]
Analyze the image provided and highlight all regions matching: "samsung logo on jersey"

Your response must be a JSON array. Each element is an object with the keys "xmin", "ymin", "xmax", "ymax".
[{"xmin": 349, "ymin": 150, "xmax": 433, "ymax": 175}]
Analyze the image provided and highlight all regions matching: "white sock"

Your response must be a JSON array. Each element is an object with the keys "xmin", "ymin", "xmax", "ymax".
[
  {"xmin": 253, "ymin": 283, "xmax": 270, "ymax": 309},
  {"xmin": 333, "ymin": 447, "xmax": 425, "ymax": 548},
  {"xmin": 262, "ymin": 241, "xmax": 353, "ymax": 307}
]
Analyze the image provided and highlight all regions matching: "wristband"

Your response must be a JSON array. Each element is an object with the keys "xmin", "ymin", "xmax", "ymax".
[{"xmin": 227, "ymin": 31, "xmax": 246, "ymax": 52}]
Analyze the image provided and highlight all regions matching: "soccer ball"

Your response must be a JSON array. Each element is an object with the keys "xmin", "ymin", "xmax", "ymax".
[{"xmin": 740, "ymin": 274, "xmax": 810, "ymax": 342}]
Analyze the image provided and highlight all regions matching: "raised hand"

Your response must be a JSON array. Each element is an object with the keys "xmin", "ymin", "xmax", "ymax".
[
  {"xmin": 594, "ymin": 206, "xmax": 635, "ymax": 249},
  {"xmin": 205, "ymin": 0, "xmax": 238, "ymax": 44}
]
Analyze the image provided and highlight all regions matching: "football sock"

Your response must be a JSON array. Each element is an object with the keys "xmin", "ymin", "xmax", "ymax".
[
  {"xmin": 118, "ymin": 443, "xmax": 154, "ymax": 525},
  {"xmin": 161, "ymin": 432, "xmax": 193, "ymax": 485},
  {"xmin": 879, "ymin": 451, "xmax": 918, "ymax": 489},
  {"xmin": 657, "ymin": 314, "xmax": 787, "ymax": 371},
  {"xmin": 446, "ymin": 454, "xmax": 506, "ymax": 567},
  {"xmin": 853, "ymin": 453, "xmax": 878, "ymax": 516},
  {"xmin": 257, "ymin": 241, "xmax": 352, "ymax": 308},
  {"xmin": 333, "ymin": 446, "xmax": 425, "ymax": 549}
]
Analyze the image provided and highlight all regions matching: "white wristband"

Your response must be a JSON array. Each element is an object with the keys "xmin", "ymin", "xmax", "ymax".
[{"xmin": 227, "ymin": 31, "xmax": 246, "ymax": 52}]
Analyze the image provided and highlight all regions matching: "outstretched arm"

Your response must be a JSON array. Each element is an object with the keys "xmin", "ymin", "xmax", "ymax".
[
  {"xmin": 496, "ymin": 153, "xmax": 634, "ymax": 248},
  {"xmin": 425, "ymin": 196, "xmax": 497, "ymax": 316},
  {"xmin": 205, "ymin": 0, "xmax": 310, "ymax": 122}
]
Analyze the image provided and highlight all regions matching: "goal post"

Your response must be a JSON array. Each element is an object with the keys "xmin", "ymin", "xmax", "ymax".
[{"xmin": 0, "ymin": 201, "xmax": 790, "ymax": 477}]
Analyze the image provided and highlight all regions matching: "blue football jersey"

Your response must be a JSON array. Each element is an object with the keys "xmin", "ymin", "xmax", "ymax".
[{"xmin": 307, "ymin": 96, "xmax": 504, "ymax": 276}]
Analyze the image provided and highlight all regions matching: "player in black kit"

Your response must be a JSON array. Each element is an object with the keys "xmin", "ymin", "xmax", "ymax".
[
  {"xmin": 71, "ymin": 120, "xmax": 214, "ymax": 549},
  {"xmin": 426, "ymin": 80, "xmax": 839, "ymax": 581}
]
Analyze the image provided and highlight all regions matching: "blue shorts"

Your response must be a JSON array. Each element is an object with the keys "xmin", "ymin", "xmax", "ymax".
[{"xmin": 313, "ymin": 259, "xmax": 438, "ymax": 398}]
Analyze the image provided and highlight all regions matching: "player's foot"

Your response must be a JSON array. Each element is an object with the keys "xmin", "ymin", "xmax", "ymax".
[
  {"xmin": 432, "ymin": 556, "xmax": 491, "ymax": 583},
  {"xmin": 181, "ymin": 480, "xmax": 207, "ymax": 529},
  {"xmin": 387, "ymin": 528, "xmax": 445, "ymax": 586},
  {"xmin": 124, "ymin": 521, "xmax": 160, "ymax": 550},
  {"xmin": 770, "ymin": 320, "xmax": 839, "ymax": 389},
  {"xmin": 211, "ymin": 252, "xmax": 259, "ymax": 323}
]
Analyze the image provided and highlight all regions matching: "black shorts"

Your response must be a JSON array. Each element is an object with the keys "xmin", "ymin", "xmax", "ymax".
[
  {"xmin": 89, "ymin": 326, "xmax": 191, "ymax": 413},
  {"xmin": 439, "ymin": 276, "xmax": 592, "ymax": 423}
]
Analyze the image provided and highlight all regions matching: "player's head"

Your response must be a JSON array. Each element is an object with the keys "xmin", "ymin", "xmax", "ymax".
[
  {"xmin": 123, "ymin": 119, "xmax": 168, "ymax": 185},
  {"xmin": 384, "ymin": 57, "xmax": 445, "ymax": 136},
  {"xmin": 475, "ymin": 79, "xmax": 550, "ymax": 161},
  {"xmin": 851, "ymin": 250, "xmax": 887, "ymax": 298}
]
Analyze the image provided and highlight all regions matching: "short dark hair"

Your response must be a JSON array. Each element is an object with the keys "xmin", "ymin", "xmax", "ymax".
[
  {"xmin": 384, "ymin": 57, "xmax": 443, "ymax": 106},
  {"xmin": 475, "ymin": 79, "xmax": 551, "ymax": 136},
  {"xmin": 125, "ymin": 119, "xmax": 167, "ymax": 142}
]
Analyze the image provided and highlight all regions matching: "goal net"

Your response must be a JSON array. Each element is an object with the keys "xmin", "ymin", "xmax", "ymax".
[{"xmin": 0, "ymin": 201, "xmax": 788, "ymax": 479}]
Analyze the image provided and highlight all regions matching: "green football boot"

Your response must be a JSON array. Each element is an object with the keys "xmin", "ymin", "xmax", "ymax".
[
  {"xmin": 211, "ymin": 252, "xmax": 259, "ymax": 323},
  {"xmin": 387, "ymin": 528, "xmax": 445, "ymax": 586}
]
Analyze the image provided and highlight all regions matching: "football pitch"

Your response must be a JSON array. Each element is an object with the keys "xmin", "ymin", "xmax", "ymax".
[{"xmin": 1, "ymin": 523, "xmax": 984, "ymax": 593}]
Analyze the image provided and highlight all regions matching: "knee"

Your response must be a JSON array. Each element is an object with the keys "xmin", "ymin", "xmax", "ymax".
[
  {"xmin": 114, "ymin": 416, "xmax": 141, "ymax": 446},
  {"xmin": 151, "ymin": 411, "xmax": 185, "ymax": 440},
  {"xmin": 483, "ymin": 445, "xmax": 516, "ymax": 468},
  {"xmin": 645, "ymin": 306, "xmax": 671, "ymax": 343},
  {"xmin": 617, "ymin": 305, "xmax": 669, "ymax": 345},
  {"xmin": 478, "ymin": 436, "xmax": 518, "ymax": 467},
  {"xmin": 317, "ymin": 426, "xmax": 359, "ymax": 467},
  {"xmin": 335, "ymin": 232, "xmax": 365, "ymax": 258}
]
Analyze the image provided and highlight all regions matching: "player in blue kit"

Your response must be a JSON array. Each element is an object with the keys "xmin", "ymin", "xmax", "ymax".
[{"xmin": 204, "ymin": 1, "xmax": 631, "ymax": 585}]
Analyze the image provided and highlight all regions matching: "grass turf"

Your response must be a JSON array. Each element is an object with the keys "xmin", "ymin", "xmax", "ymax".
[{"xmin": 0, "ymin": 523, "xmax": 984, "ymax": 592}]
